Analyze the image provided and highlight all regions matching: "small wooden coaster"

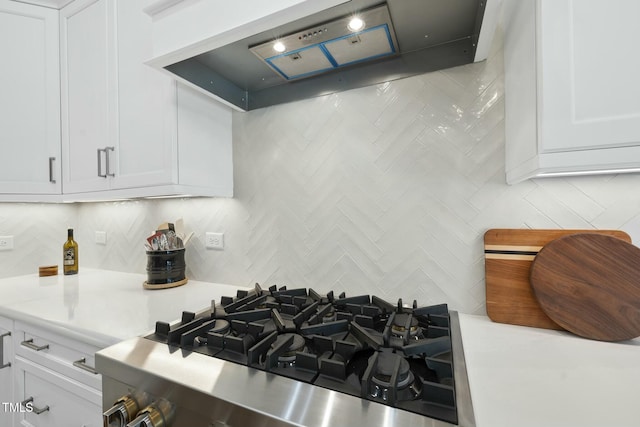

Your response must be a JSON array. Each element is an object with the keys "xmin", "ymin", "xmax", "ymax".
[
  {"xmin": 143, "ymin": 277, "xmax": 188, "ymax": 290},
  {"xmin": 39, "ymin": 265, "xmax": 58, "ymax": 277}
]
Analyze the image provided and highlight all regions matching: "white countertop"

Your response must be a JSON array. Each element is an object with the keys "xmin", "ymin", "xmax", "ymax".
[
  {"xmin": 1, "ymin": 270, "xmax": 639, "ymax": 426},
  {"xmin": 459, "ymin": 314, "xmax": 640, "ymax": 427},
  {"xmin": 0, "ymin": 268, "xmax": 248, "ymax": 347}
]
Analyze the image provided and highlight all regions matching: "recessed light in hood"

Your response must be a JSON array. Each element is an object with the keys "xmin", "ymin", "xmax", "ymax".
[
  {"xmin": 249, "ymin": 5, "xmax": 398, "ymax": 82},
  {"xmin": 272, "ymin": 41, "xmax": 287, "ymax": 53},
  {"xmin": 348, "ymin": 16, "xmax": 365, "ymax": 31},
  {"xmin": 162, "ymin": 0, "xmax": 491, "ymax": 112}
]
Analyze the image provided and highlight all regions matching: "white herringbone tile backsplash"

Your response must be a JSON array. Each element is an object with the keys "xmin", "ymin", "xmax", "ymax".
[
  {"xmin": 0, "ymin": 203, "xmax": 77, "ymax": 276},
  {"xmin": 3, "ymin": 31, "xmax": 640, "ymax": 315}
]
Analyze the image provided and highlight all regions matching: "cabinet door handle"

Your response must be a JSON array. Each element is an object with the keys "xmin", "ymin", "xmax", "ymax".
[
  {"xmin": 73, "ymin": 357, "xmax": 98, "ymax": 375},
  {"xmin": 48, "ymin": 157, "xmax": 56, "ymax": 184},
  {"xmin": 0, "ymin": 332, "xmax": 10, "ymax": 369},
  {"xmin": 20, "ymin": 338, "xmax": 49, "ymax": 352},
  {"xmin": 97, "ymin": 148, "xmax": 107, "ymax": 178},
  {"xmin": 105, "ymin": 146, "xmax": 115, "ymax": 177},
  {"xmin": 21, "ymin": 397, "xmax": 49, "ymax": 415}
]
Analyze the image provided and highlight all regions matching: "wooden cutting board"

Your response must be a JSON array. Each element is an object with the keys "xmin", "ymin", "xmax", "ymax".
[
  {"xmin": 484, "ymin": 228, "xmax": 631, "ymax": 330},
  {"xmin": 530, "ymin": 233, "xmax": 640, "ymax": 341}
]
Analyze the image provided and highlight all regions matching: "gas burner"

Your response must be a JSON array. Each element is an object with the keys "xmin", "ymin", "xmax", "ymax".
[
  {"xmin": 194, "ymin": 319, "xmax": 231, "ymax": 346},
  {"xmin": 273, "ymin": 333, "xmax": 306, "ymax": 366},
  {"xmin": 390, "ymin": 313, "xmax": 422, "ymax": 338},
  {"xmin": 210, "ymin": 319, "xmax": 231, "ymax": 334},
  {"xmin": 322, "ymin": 307, "xmax": 337, "ymax": 323},
  {"xmin": 365, "ymin": 350, "xmax": 421, "ymax": 403},
  {"xmin": 371, "ymin": 351, "xmax": 413, "ymax": 390}
]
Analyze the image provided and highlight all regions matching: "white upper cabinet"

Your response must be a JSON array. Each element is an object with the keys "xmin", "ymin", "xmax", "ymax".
[
  {"xmin": 60, "ymin": 0, "xmax": 233, "ymax": 199},
  {"xmin": 60, "ymin": 0, "xmax": 113, "ymax": 194},
  {"xmin": 114, "ymin": 0, "xmax": 177, "ymax": 191},
  {"xmin": 0, "ymin": 1, "xmax": 61, "ymax": 197},
  {"xmin": 504, "ymin": 0, "xmax": 640, "ymax": 184}
]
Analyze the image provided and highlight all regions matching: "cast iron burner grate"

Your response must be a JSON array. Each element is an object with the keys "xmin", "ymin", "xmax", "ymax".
[{"xmin": 146, "ymin": 284, "xmax": 459, "ymax": 425}]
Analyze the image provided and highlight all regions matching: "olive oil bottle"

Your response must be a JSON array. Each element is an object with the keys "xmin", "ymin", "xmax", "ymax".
[{"xmin": 63, "ymin": 228, "xmax": 79, "ymax": 275}]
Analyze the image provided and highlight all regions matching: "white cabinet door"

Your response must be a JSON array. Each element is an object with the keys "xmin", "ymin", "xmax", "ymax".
[
  {"xmin": 112, "ymin": 0, "xmax": 177, "ymax": 190},
  {"xmin": 504, "ymin": 0, "xmax": 640, "ymax": 183},
  {"xmin": 0, "ymin": 317, "xmax": 13, "ymax": 427},
  {"xmin": 60, "ymin": 0, "xmax": 115, "ymax": 194},
  {"xmin": 59, "ymin": 0, "xmax": 232, "ymax": 199},
  {"xmin": 175, "ymin": 84, "xmax": 233, "ymax": 195},
  {"xmin": 0, "ymin": 1, "xmax": 61, "ymax": 195},
  {"xmin": 538, "ymin": 0, "xmax": 640, "ymax": 153},
  {"xmin": 14, "ymin": 356, "xmax": 102, "ymax": 427}
]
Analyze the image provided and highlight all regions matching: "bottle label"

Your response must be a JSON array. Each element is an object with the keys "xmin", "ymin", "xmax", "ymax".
[{"xmin": 64, "ymin": 248, "xmax": 75, "ymax": 266}]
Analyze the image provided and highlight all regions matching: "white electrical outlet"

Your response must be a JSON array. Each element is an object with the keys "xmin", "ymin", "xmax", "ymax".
[
  {"xmin": 95, "ymin": 231, "xmax": 107, "ymax": 245},
  {"xmin": 205, "ymin": 232, "xmax": 224, "ymax": 250},
  {"xmin": 0, "ymin": 236, "xmax": 14, "ymax": 251}
]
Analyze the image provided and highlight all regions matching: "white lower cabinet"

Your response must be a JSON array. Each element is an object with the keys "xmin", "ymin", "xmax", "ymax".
[
  {"xmin": 1, "ymin": 316, "xmax": 14, "ymax": 427},
  {"xmin": 14, "ymin": 357, "xmax": 101, "ymax": 427},
  {"xmin": 9, "ymin": 321, "xmax": 103, "ymax": 427}
]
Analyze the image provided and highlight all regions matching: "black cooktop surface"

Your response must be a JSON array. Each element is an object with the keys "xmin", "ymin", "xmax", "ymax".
[{"xmin": 146, "ymin": 284, "xmax": 459, "ymax": 425}]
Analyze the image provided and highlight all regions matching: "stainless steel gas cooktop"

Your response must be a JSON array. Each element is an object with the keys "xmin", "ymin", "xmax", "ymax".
[{"xmin": 98, "ymin": 285, "xmax": 475, "ymax": 427}]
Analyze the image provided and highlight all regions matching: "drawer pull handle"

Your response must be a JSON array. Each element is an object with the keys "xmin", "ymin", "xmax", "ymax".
[
  {"xmin": 0, "ymin": 332, "xmax": 10, "ymax": 369},
  {"xmin": 21, "ymin": 338, "xmax": 49, "ymax": 352},
  {"xmin": 73, "ymin": 357, "xmax": 98, "ymax": 375},
  {"xmin": 21, "ymin": 397, "xmax": 49, "ymax": 415}
]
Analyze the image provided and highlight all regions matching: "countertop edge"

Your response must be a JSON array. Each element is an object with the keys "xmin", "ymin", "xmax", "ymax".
[
  {"xmin": 0, "ymin": 268, "xmax": 250, "ymax": 349},
  {"xmin": 0, "ymin": 305, "xmax": 120, "ymax": 348}
]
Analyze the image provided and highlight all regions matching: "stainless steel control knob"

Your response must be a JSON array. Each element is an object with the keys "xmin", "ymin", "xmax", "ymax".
[
  {"xmin": 126, "ymin": 399, "xmax": 175, "ymax": 427},
  {"xmin": 103, "ymin": 392, "xmax": 150, "ymax": 427}
]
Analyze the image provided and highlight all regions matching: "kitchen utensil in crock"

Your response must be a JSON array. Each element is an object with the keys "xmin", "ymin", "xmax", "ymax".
[
  {"xmin": 530, "ymin": 233, "xmax": 640, "ymax": 341},
  {"xmin": 144, "ymin": 249, "xmax": 188, "ymax": 289}
]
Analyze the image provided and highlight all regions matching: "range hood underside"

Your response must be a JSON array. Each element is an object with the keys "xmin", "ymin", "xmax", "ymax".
[{"xmin": 165, "ymin": 0, "xmax": 487, "ymax": 111}]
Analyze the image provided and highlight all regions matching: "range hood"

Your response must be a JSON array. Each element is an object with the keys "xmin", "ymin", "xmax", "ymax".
[
  {"xmin": 247, "ymin": 5, "xmax": 399, "ymax": 83},
  {"xmin": 146, "ymin": 0, "xmax": 499, "ymax": 111}
]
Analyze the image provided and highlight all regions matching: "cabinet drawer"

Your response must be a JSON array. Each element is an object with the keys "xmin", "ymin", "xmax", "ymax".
[
  {"xmin": 14, "ymin": 356, "xmax": 101, "ymax": 427},
  {"xmin": 14, "ymin": 322, "xmax": 101, "ymax": 390}
]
